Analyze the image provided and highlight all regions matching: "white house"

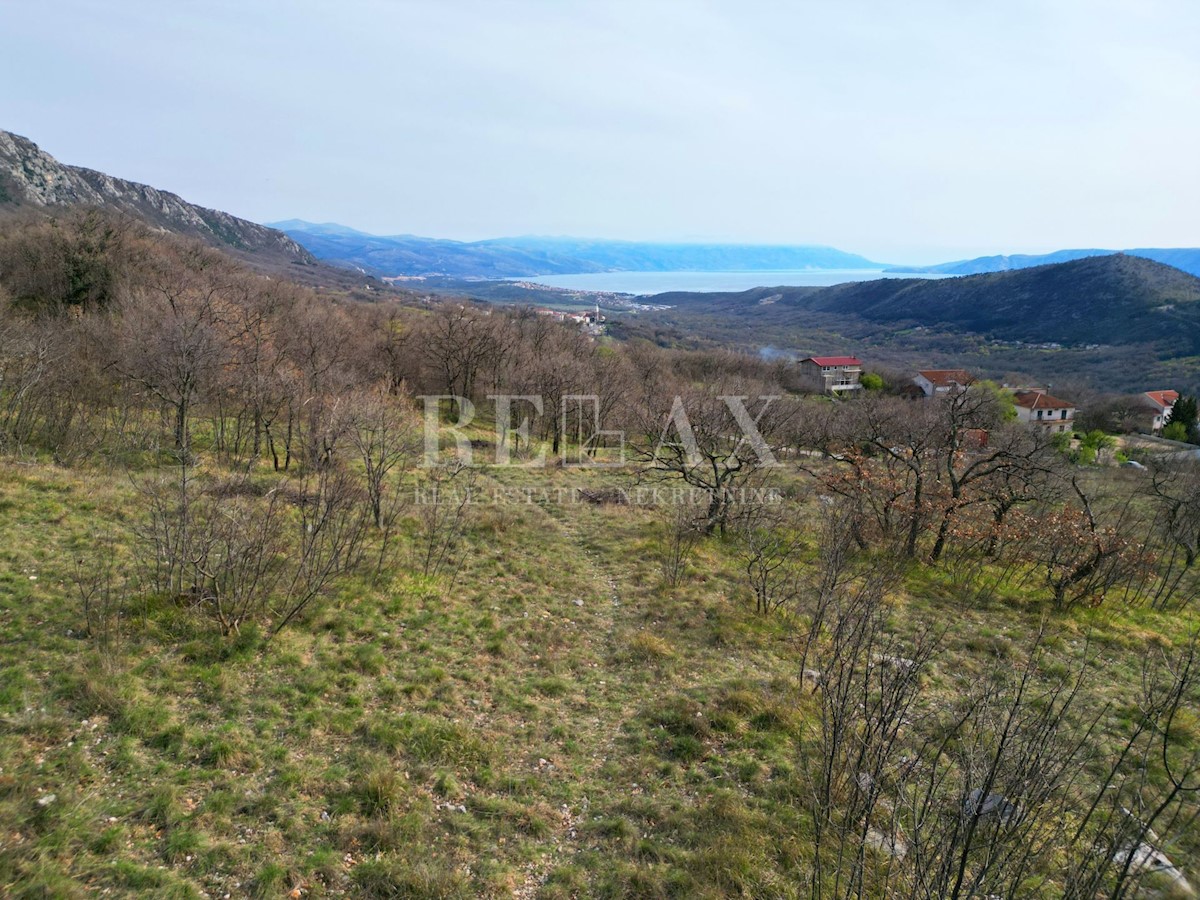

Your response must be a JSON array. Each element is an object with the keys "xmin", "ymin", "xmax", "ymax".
[
  {"xmin": 1012, "ymin": 389, "xmax": 1075, "ymax": 433},
  {"xmin": 1140, "ymin": 390, "xmax": 1179, "ymax": 434},
  {"xmin": 914, "ymin": 369, "xmax": 974, "ymax": 397}
]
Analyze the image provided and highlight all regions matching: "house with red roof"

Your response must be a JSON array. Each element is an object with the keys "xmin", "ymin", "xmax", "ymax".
[
  {"xmin": 914, "ymin": 368, "xmax": 975, "ymax": 398},
  {"xmin": 1012, "ymin": 388, "xmax": 1076, "ymax": 433},
  {"xmin": 799, "ymin": 356, "xmax": 863, "ymax": 394},
  {"xmin": 1139, "ymin": 390, "xmax": 1179, "ymax": 434}
]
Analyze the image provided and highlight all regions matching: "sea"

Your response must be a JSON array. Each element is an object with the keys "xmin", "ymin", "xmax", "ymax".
[{"xmin": 518, "ymin": 269, "xmax": 947, "ymax": 295}]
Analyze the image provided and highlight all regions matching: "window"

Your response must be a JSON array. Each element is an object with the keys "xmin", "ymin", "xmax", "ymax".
[
  {"xmin": 1060, "ymin": 410, "xmax": 1067, "ymax": 420},
  {"xmin": 1036, "ymin": 410, "xmax": 1043, "ymax": 419}
]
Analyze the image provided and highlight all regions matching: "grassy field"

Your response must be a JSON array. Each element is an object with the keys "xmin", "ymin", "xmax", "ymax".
[{"xmin": 1, "ymin": 454, "xmax": 1198, "ymax": 898}]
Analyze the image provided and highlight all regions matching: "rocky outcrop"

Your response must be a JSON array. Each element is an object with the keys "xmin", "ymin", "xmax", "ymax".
[{"xmin": 0, "ymin": 130, "xmax": 313, "ymax": 264}]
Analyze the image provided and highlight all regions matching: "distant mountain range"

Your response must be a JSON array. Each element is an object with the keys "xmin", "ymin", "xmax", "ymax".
[
  {"xmin": 652, "ymin": 254, "xmax": 1200, "ymax": 352},
  {"xmin": 889, "ymin": 247, "xmax": 1200, "ymax": 278},
  {"xmin": 0, "ymin": 130, "xmax": 313, "ymax": 267},
  {"xmin": 270, "ymin": 220, "xmax": 888, "ymax": 278},
  {"xmin": 1, "ymin": 127, "xmax": 1196, "ymax": 392},
  {"xmin": 276, "ymin": 219, "xmax": 1200, "ymax": 283},
  {"xmin": 635, "ymin": 253, "xmax": 1200, "ymax": 393},
  {"xmin": 6, "ymin": 126, "xmax": 1197, "ymax": 289}
]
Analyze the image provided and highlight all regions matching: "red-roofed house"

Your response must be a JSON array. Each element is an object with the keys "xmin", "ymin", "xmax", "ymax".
[
  {"xmin": 1140, "ymin": 390, "xmax": 1179, "ymax": 434},
  {"xmin": 1012, "ymin": 389, "xmax": 1076, "ymax": 433},
  {"xmin": 914, "ymin": 369, "xmax": 975, "ymax": 397},
  {"xmin": 799, "ymin": 356, "xmax": 863, "ymax": 394}
]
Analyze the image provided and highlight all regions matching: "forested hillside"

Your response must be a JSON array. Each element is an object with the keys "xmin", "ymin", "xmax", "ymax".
[
  {"xmin": 654, "ymin": 255, "xmax": 1200, "ymax": 349},
  {"xmin": 635, "ymin": 255, "xmax": 1200, "ymax": 394},
  {"xmin": 890, "ymin": 247, "xmax": 1200, "ymax": 278}
]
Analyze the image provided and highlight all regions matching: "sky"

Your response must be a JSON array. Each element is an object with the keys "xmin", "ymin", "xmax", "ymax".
[{"xmin": 3, "ymin": 0, "xmax": 1199, "ymax": 264}]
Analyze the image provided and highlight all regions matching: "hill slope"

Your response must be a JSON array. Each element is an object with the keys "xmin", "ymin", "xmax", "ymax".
[
  {"xmin": 654, "ymin": 254, "xmax": 1200, "ymax": 351},
  {"xmin": 272, "ymin": 219, "xmax": 888, "ymax": 277},
  {"xmin": 0, "ymin": 130, "xmax": 313, "ymax": 266},
  {"xmin": 890, "ymin": 246, "xmax": 1200, "ymax": 278}
]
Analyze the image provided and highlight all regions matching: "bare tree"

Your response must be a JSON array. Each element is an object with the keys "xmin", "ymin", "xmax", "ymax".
[
  {"xmin": 270, "ymin": 465, "xmax": 371, "ymax": 639},
  {"xmin": 799, "ymin": 395, "xmax": 944, "ymax": 557},
  {"xmin": 1032, "ymin": 477, "xmax": 1151, "ymax": 610},
  {"xmin": 658, "ymin": 492, "xmax": 705, "ymax": 588},
  {"xmin": 732, "ymin": 495, "xmax": 808, "ymax": 614},
  {"xmin": 71, "ymin": 532, "xmax": 130, "ymax": 658},
  {"xmin": 412, "ymin": 461, "xmax": 476, "ymax": 586},
  {"xmin": 345, "ymin": 388, "xmax": 418, "ymax": 528},
  {"xmin": 280, "ymin": 297, "xmax": 361, "ymax": 470},
  {"xmin": 344, "ymin": 387, "xmax": 418, "ymax": 580},
  {"xmin": 133, "ymin": 460, "xmax": 370, "ymax": 639},
  {"xmin": 420, "ymin": 303, "xmax": 499, "ymax": 402},
  {"xmin": 1150, "ymin": 459, "xmax": 1200, "ymax": 572},
  {"xmin": 112, "ymin": 247, "xmax": 235, "ymax": 453},
  {"xmin": 631, "ymin": 376, "xmax": 793, "ymax": 535},
  {"xmin": 926, "ymin": 387, "xmax": 1059, "ymax": 562}
]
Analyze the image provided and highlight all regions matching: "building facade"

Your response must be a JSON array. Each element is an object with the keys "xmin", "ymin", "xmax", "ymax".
[
  {"xmin": 1012, "ymin": 389, "xmax": 1075, "ymax": 433},
  {"xmin": 799, "ymin": 356, "xmax": 863, "ymax": 394},
  {"xmin": 1140, "ymin": 390, "xmax": 1179, "ymax": 434},
  {"xmin": 913, "ymin": 369, "xmax": 974, "ymax": 397}
]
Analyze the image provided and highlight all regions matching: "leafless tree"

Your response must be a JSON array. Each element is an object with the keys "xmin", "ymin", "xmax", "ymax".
[
  {"xmin": 344, "ymin": 387, "xmax": 419, "ymax": 579},
  {"xmin": 71, "ymin": 532, "xmax": 130, "ymax": 658},
  {"xmin": 1148, "ymin": 460, "xmax": 1200, "ymax": 602},
  {"xmin": 420, "ymin": 303, "xmax": 499, "ymax": 402},
  {"xmin": 412, "ymin": 461, "xmax": 476, "ymax": 586},
  {"xmin": 112, "ymin": 247, "xmax": 235, "ymax": 453},
  {"xmin": 133, "ymin": 460, "xmax": 370, "ymax": 639},
  {"xmin": 345, "ymin": 388, "xmax": 418, "ymax": 528},
  {"xmin": 925, "ymin": 387, "xmax": 1058, "ymax": 562},
  {"xmin": 658, "ymin": 492, "xmax": 705, "ymax": 588},
  {"xmin": 270, "ymin": 465, "xmax": 371, "ymax": 639},
  {"xmin": 1030, "ymin": 477, "xmax": 1151, "ymax": 610},
  {"xmin": 631, "ymin": 376, "xmax": 794, "ymax": 534},
  {"xmin": 280, "ymin": 297, "xmax": 361, "ymax": 470},
  {"xmin": 732, "ymin": 495, "xmax": 808, "ymax": 614},
  {"xmin": 798, "ymin": 395, "xmax": 944, "ymax": 557}
]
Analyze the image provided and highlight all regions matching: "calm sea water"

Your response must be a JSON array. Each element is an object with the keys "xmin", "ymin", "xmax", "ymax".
[{"xmin": 519, "ymin": 269, "xmax": 944, "ymax": 295}]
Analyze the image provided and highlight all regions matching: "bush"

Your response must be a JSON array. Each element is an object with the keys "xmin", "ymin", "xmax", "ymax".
[{"xmin": 1164, "ymin": 421, "xmax": 1189, "ymax": 442}]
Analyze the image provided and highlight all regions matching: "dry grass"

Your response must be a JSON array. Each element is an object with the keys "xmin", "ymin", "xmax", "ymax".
[{"xmin": 0, "ymin": 457, "xmax": 1197, "ymax": 897}]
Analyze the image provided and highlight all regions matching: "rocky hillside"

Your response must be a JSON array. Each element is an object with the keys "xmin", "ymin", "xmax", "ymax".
[{"xmin": 0, "ymin": 130, "xmax": 313, "ymax": 265}]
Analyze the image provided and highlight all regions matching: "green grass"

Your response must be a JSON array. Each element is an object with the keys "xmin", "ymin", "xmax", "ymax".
[{"xmin": 0, "ymin": 456, "xmax": 1198, "ymax": 896}]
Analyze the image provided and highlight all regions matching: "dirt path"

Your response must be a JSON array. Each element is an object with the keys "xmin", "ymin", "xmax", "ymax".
[{"xmin": 513, "ymin": 494, "xmax": 631, "ymax": 898}]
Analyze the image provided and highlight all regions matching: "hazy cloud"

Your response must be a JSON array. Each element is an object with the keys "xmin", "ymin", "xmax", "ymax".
[{"xmin": 3, "ymin": 0, "xmax": 1198, "ymax": 262}]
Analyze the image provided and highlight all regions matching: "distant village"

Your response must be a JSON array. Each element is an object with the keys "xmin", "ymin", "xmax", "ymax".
[
  {"xmin": 532, "ymin": 303, "xmax": 607, "ymax": 336},
  {"xmin": 798, "ymin": 355, "xmax": 1187, "ymax": 446}
]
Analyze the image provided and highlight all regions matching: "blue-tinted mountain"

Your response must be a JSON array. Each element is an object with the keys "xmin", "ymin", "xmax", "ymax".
[
  {"xmin": 891, "ymin": 247, "xmax": 1200, "ymax": 278},
  {"xmin": 270, "ymin": 220, "xmax": 888, "ymax": 277}
]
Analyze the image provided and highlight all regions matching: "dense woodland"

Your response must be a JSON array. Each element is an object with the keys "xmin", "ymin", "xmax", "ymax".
[{"xmin": 2, "ymin": 210, "xmax": 1200, "ymax": 897}]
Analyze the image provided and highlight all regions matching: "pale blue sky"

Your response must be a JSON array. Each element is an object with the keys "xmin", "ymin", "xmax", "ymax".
[{"xmin": 3, "ymin": 1, "xmax": 1198, "ymax": 263}]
